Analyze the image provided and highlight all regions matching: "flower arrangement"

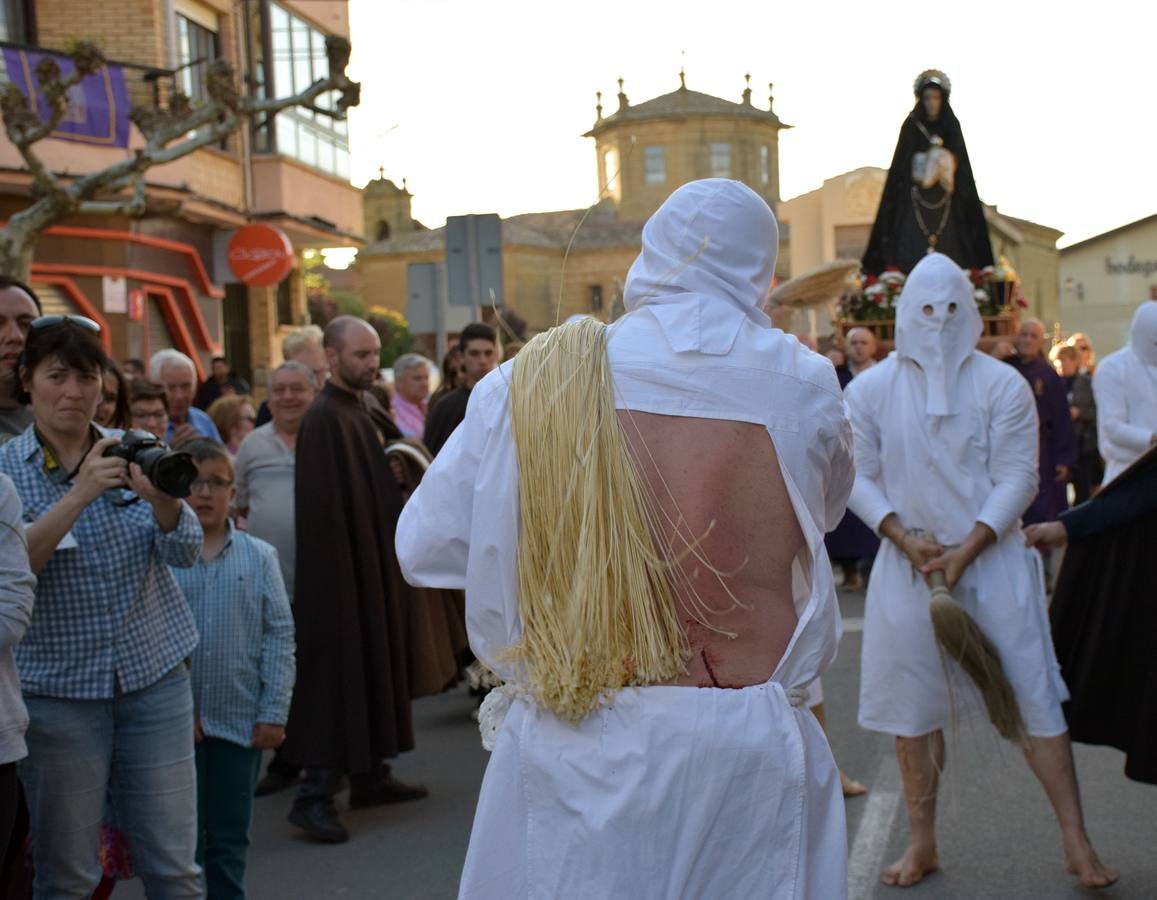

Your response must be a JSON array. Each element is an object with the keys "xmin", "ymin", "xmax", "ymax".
[
  {"xmin": 839, "ymin": 257, "xmax": 1027, "ymax": 322},
  {"xmin": 837, "ymin": 267, "xmax": 905, "ymax": 321}
]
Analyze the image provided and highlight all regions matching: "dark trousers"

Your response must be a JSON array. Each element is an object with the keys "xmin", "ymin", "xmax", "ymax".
[
  {"xmin": 0, "ymin": 763, "xmax": 17, "ymax": 867},
  {"xmin": 296, "ymin": 764, "xmax": 389, "ymax": 802},
  {"xmin": 196, "ymin": 738, "xmax": 261, "ymax": 900},
  {"xmin": 264, "ymin": 748, "xmax": 299, "ymax": 780}
]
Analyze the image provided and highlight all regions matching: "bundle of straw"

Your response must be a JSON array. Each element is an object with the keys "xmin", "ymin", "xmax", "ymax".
[
  {"xmin": 918, "ymin": 530, "xmax": 1028, "ymax": 745},
  {"xmin": 766, "ymin": 259, "xmax": 861, "ymax": 310},
  {"xmin": 506, "ymin": 317, "xmax": 688, "ymax": 721}
]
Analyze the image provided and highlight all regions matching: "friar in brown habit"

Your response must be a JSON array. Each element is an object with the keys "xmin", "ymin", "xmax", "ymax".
[{"xmin": 284, "ymin": 316, "xmax": 427, "ymax": 844}]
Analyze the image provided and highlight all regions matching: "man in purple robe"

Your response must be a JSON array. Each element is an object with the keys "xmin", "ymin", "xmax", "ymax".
[{"xmin": 1006, "ymin": 319, "xmax": 1077, "ymax": 525}]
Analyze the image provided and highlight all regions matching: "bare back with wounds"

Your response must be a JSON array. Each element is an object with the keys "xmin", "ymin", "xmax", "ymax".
[{"xmin": 618, "ymin": 410, "xmax": 805, "ymax": 688}]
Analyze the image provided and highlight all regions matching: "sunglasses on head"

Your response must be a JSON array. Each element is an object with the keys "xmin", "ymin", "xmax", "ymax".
[{"xmin": 30, "ymin": 314, "xmax": 101, "ymax": 333}]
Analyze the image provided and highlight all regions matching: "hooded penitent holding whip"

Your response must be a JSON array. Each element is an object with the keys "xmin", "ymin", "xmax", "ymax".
[{"xmin": 844, "ymin": 253, "xmax": 1117, "ymax": 889}]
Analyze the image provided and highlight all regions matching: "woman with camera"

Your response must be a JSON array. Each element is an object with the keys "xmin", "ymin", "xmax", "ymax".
[{"xmin": 0, "ymin": 316, "xmax": 203, "ymax": 898}]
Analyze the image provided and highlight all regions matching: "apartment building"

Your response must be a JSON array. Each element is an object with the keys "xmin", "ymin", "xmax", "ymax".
[{"xmin": 0, "ymin": 0, "xmax": 361, "ymax": 383}]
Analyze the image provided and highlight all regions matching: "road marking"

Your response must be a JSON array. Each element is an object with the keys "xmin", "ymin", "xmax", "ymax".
[
  {"xmin": 847, "ymin": 754, "xmax": 902, "ymax": 900},
  {"xmin": 842, "ymin": 617, "xmax": 864, "ymax": 633}
]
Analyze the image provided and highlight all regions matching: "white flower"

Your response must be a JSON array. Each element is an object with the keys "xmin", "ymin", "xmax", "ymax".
[
  {"xmin": 880, "ymin": 271, "xmax": 906, "ymax": 285},
  {"xmin": 974, "ymin": 288, "xmax": 988, "ymax": 303},
  {"xmin": 865, "ymin": 283, "xmax": 886, "ymax": 297}
]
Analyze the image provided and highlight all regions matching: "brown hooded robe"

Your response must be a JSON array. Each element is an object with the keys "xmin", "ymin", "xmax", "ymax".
[{"xmin": 283, "ymin": 381, "xmax": 414, "ymax": 773}]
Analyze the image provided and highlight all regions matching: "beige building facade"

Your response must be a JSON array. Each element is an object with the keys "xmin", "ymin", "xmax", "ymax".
[
  {"xmin": 1059, "ymin": 214, "xmax": 1157, "ymax": 356},
  {"xmin": 358, "ymin": 75, "xmax": 789, "ymax": 341}
]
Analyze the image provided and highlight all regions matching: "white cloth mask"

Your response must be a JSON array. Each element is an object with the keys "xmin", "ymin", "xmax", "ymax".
[{"xmin": 894, "ymin": 252, "xmax": 982, "ymax": 416}]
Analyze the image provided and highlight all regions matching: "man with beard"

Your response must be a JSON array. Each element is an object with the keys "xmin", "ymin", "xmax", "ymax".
[
  {"xmin": 284, "ymin": 316, "xmax": 426, "ymax": 843},
  {"xmin": 0, "ymin": 278, "xmax": 41, "ymax": 442},
  {"xmin": 422, "ymin": 323, "xmax": 499, "ymax": 456}
]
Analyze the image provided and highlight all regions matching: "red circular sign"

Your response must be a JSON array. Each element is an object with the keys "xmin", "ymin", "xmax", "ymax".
[{"xmin": 227, "ymin": 224, "xmax": 295, "ymax": 287}]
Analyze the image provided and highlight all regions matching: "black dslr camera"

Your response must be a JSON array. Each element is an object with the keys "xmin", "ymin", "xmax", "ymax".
[{"xmin": 103, "ymin": 429, "xmax": 198, "ymax": 499}]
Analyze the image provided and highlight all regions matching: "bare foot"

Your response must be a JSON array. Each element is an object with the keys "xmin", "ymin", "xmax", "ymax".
[
  {"xmin": 1064, "ymin": 838, "xmax": 1119, "ymax": 889},
  {"xmin": 841, "ymin": 770, "xmax": 868, "ymax": 797},
  {"xmin": 881, "ymin": 844, "xmax": 939, "ymax": 888}
]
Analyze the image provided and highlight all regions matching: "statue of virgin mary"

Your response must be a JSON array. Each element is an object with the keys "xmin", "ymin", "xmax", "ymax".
[{"xmin": 862, "ymin": 70, "xmax": 995, "ymax": 276}]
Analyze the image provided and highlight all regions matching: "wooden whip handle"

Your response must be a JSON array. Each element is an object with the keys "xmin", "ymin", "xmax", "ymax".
[{"xmin": 927, "ymin": 569, "xmax": 953, "ymax": 602}]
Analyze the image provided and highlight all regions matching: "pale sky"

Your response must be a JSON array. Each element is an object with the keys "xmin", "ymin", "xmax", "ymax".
[{"xmin": 346, "ymin": 0, "xmax": 1156, "ymax": 247}]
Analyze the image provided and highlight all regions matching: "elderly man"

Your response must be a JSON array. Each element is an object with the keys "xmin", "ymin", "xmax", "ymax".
[
  {"xmin": 399, "ymin": 180, "xmax": 854, "ymax": 897},
  {"xmin": 235, "ymin": 360, "xmax": 317, "ymax": 798},
  {"xmin": 390, "ymin": 354, "xmax": 432, "ymax": 438},
  {"xmin": 1005, "ymin": 318, "xmax": 1077, "ymax": 525},
  {"xmin": 1093, "ymin": 301, "xmax": 1157, "ymax": 484},
  {"xmin": 0, "ymin": 277, "xmax": 41, "ymax": 441},
  {"xmin": 149, "ymin": 349, "xmax": 222, "ymax": 446},
  {"xmin": 284, "ymin": 317, "xmax": 424, "ymax": 843},
  {"xmin": 235, "ymin": 361, "xmax": 316, "ymax": 601},
  {"xmin": 255, "ymin": 326, "xmax": 328, "ymax": 428},
  {"xmin": 846, "ymin": 253, "xmax": 1114, "ymax": 889}
]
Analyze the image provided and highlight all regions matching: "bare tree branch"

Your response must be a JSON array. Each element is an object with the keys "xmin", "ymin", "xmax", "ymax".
[
  {"xmin": 0, "ymin": 35, "xmax": 361, "ymax": 280},
  {"xmin": 77, "ymin": 173, "xmax": 146, "ymax": 217}
]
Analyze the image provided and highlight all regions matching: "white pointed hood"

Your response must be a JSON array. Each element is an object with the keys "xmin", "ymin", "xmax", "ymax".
[
  {"xmin": 894, "ymin": 252, "xmax": 981, "ymax": 416},
  {"xmin": 622, "ymin": 179, "xmax": 777, "ymax": 355},
  {"xmin": 1128, "ymin": 300, "xmax": 1157, "ymax": 367}
]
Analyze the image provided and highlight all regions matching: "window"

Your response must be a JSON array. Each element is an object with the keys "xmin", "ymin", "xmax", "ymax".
[
  {"xmin": 760, "ymin": 146, "xmax": 770, "ymax": 186},
  {"xmin": 0, "ymin": 0, "xmax": 33, "ymax": 43},
  {"xmin": 266, "ymin": 3, "xmax": 350, "ymax": 179},
  {"xmin": 710, "ymin": 143, "xmax": 731, "ymax": 178},
  {"xmin": 602, "ymin": 148, "xmax": 621, "ymax": 200},
  {"xmin": 644, "ymin": 146, "xmax": 665, "ymax": 185},
  {"xmin": 588, "ymin": 284, "xmax": 604, "ymax": 312},
  {"xmin": 276, "ymin": 276, "xmax": 294, "ymax": 326},
  {"xmin": 176, "ymin": 15, "xmax": 219, "ymax": 105}
]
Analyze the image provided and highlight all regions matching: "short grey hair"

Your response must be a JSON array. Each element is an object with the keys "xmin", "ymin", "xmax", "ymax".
[
  {"xmin": 393, "ymin": 353, "xmax": 432, "ymax": 380},
  {"xmin": 149, "ymin": 348, "xmax": 197, "ymax": 381},
  {"xmin": 273, "ymin": 359, "xmax": 319, "ymax": 390},
  {"xmin": 282, "ymin": 325, "xmax": 324, "ymax": 360}
]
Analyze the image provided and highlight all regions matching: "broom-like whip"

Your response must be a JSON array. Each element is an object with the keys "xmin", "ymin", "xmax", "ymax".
[{"xmin": 917, "ymin": 530, "xmax": 1028, "ymax": 746}]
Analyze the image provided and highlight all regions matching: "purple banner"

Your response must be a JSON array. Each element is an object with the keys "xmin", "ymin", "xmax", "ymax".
[{"xmin": 1, "ymin": 48, "xmax": 131, "ymax": 148}]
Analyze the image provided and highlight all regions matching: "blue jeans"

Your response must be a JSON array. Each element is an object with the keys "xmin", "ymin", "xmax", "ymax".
[
  {"xmin": 20, "ymin": 666, "xmax": 202, "ymax": 899},
  {"xmin": 195, "ymin": 738, "xmax": 261, "ymax": 899}
]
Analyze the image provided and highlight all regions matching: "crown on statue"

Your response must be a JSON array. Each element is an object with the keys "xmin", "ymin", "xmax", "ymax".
[{"xmin": 913, "ymin": 69, "xmax": 951, "ymax": 99}]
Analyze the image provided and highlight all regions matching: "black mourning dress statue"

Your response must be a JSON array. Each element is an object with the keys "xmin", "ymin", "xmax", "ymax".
[{"xmin": 862, "ymin": 70, "xmax": 994, "ymax": 276}]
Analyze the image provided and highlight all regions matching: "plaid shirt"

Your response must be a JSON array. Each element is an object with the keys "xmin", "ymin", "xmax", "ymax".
[
  {"xmin": 172, "ymin": 522, "xmax": 295, "ymax": 746},
  {"xmin": 0, "ymin": 427, "xmax": 202, "ymax": 699}
]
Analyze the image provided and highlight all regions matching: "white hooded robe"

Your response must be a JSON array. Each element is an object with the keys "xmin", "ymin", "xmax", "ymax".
[
  {"xmin": 397, "ymin": 179, "xmax": 854, "ymax": 899},
  {"xmin": 1092, "ymin": 301, "xmax": 1157, "ymax": 485},
  {"xmin": 846, "ymin": 253, "xmax": 1069, "ymax": 739}
]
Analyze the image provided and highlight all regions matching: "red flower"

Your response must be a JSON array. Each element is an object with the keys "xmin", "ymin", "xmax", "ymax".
[{"xmin": 865, "ymin": 275, "xmax": 878, "ymax": 287}]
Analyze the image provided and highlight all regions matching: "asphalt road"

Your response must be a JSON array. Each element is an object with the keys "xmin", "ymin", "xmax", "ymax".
[{"xmin": 120, "ymin": 589, "xmax": 1155, "ymax": 899}]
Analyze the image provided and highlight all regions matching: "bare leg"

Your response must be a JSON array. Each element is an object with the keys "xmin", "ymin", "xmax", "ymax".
[
  {"xmin": 882, "ymin": 732, "xmax": 942, "ymax": 887},
  {"xmin": 1023, "ymin": 732, "xmax": 1118, "ymax": 888},
  {"xmin": 810, "ymin": 702, "xmax": 867, "ymax": 797}
]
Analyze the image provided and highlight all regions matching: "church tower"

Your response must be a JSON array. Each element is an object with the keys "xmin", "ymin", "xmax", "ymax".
[
  {"xmin": 363, "ymin": 170, "xmax": 417, "ymax": 242},
  {"xmin": 584, "ymin": 73, "xmax": 790, "ymax": 222}
]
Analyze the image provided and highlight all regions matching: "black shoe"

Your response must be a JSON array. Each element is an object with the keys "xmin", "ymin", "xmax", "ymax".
[
  {"xmin": 255, "ymin": 770, "xmax": 299, "ymax": 797},
  {"xmin": 348, "ymin": 776, "xmax": 429, "ymax": 809},
  {"xmin": 288, "ymin": 799, "xmax": 349, "ymax": 843}
]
